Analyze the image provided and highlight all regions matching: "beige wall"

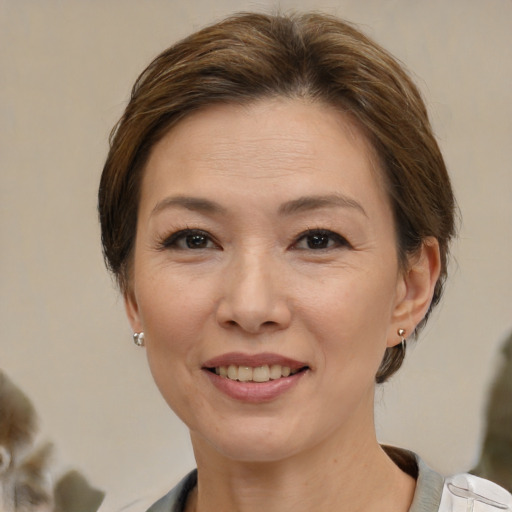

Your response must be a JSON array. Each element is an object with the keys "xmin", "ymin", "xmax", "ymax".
[{"xmin": 1, "ymin": 0, "xmax": 511, "ymax": 506}]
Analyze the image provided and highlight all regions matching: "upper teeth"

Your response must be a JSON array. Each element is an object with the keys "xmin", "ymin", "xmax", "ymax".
[{"xmin": 215, "ymin": 364, "xmax": 296, "ymax": 382}]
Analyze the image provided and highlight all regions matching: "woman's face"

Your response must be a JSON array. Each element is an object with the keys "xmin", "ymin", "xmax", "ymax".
[{"xmin": 126, "ymin": 99, "xmax": 411, "ymax": 462}]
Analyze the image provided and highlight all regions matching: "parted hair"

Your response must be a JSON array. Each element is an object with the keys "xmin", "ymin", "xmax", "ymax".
[{"xmin": 99, "ymin": 12, "xmax": 456, "ymax": 383}]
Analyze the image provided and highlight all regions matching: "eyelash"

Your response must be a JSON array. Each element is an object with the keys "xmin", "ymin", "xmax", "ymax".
[
  {"xmin": 158, "ymin": 229, "xmax": 219, "ymax": 251},
  {"xmin": 157, "ymin": 228, "xmax": 351, "ymax": 251},
  {"xmin": 293, "ymin": 229, "xmax": 351, "ymax": 251}
]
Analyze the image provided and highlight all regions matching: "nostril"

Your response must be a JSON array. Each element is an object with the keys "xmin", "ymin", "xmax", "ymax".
[{"xmin": 216, "ymin": 297, "xmax": 292, "ymax": 333}]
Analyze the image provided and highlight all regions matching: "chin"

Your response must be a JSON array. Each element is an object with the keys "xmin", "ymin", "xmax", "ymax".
[
  {"xmin": 191, "ymin": 421, "xmax": 308, "ymax": 464},
  {"xmin": 213, "ymin": 441, "xmax": 303, "ymax": 464}
]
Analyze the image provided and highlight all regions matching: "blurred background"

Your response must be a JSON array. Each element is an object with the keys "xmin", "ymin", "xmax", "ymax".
[{"xmin": 1, "ymin": 0, "xmax": 511, "ymax": 508}]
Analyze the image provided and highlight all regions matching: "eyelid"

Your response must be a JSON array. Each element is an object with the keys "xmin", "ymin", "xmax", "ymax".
[
  {"xmin": 158, "ymin": 228, "xmax": 220, "ymax": 250},
  {"xmin": 157, "ymin": 227, "xmax": 349, "ymax": 251},
  {"xmin": 292, "ymin": 228, "xmax": 351, "ymax": 250}
]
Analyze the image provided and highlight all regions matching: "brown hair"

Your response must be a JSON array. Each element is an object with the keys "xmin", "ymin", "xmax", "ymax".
[{"xmin": 99, "ymin": 12, "xmax": 456, "ymax": 382}]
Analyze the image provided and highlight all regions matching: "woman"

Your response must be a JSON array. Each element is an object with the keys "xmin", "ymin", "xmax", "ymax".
[{"xmin": 98, "ymin": 12, "xmax": 512, "ymax": 512}]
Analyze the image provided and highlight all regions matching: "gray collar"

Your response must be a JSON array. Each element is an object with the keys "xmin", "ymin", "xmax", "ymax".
[
  {"xmin": 410, "ymin": 455, "xmax": 445, "ymax": 512},
  {"xmin": 146, "ymin": 450, "xmax": 445, "ymax": 512}
]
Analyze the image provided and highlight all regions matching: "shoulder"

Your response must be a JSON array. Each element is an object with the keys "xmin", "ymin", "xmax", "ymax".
[
  {"xmin": 386, "ymin": 447, "xmax": 511, "ymax": 512},
  {"xmin": 439, "ymin": 473, "xmax": 512, "ymax": 512},
  {"xmin": 145, "ymin": 470, "xmax": 197, "ymax": 512},
  {"xmin": 97, "ymin": 471, "xmax": 196, "ymax": 512},
  {"xmin": 96, "ymin": 492, "xmax": 173, "ymax": 512}
]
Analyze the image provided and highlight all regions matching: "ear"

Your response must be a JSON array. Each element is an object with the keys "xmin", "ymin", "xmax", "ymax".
[
  {"xmin": 388, "ymin": 237, "xmax": 441, "ymax": 347},
  {"xmin": 123, "ymin": 286, "xmax": 143, "ymax": 334}
]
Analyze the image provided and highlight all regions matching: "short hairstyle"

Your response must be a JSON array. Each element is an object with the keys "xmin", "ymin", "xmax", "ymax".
[{"xmin": 99, "ymin": 12, "xmax": 456, "ymax": 383}]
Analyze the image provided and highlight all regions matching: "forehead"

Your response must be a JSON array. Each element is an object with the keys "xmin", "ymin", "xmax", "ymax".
[{"xmin": 140, "ymin": 98, "xmax": 389, "ymax": 214}]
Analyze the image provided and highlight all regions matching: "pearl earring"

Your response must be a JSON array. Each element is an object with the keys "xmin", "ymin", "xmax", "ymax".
[
  {"xmin": 397, "ymin": 328, "xmax": 406, "ymax": 352},
  {"xmin": 133, "ymin": 332, "xmax": 145, "ymax": 347}
]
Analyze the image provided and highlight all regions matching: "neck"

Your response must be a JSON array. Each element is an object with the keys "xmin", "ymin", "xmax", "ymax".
[{"xmin": 187, "ymin": 421, "xmax": 415, "ymax": 512}]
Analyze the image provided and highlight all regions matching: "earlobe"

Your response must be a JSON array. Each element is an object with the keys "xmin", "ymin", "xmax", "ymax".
[
  {"xmin": 124, "ymin": 287, "xmax": 143, "ymax": 334},
  {"xmin": 388, "ymin": 237, "xmax": 441, "ymax": 347}
]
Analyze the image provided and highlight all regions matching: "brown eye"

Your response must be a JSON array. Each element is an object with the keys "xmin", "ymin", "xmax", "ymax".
[
  {"xmin": 160, "ymin": 229, "xmax": 218, "ymax": 250},
  {"xmin": 185, "ymin": 233, "xmax": 209, "ymax": 248},
  {"xmin": 294, "ymin": 229, "xmax": 350, "ymax": 250},
  {"xmin": 306, "ymin": 233, "xmax": 331, "ymax": 249}
]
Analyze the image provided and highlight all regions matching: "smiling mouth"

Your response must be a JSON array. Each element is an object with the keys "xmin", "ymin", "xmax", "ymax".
[{"xmin": 207, "ymin": 364, "xmax": 308, "ymax": 383}]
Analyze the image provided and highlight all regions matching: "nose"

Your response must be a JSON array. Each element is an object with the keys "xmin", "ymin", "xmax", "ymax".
[{"xmin": 216, "ymin": 250, "xmax": 292, "ymax": 334}]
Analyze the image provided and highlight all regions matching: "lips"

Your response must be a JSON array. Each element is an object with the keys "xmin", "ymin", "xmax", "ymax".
[{"xmin": 202, "ymin": 352, "xmax": 309, "ymax": 402}]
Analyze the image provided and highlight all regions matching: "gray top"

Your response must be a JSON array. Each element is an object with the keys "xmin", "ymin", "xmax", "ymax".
[
  {"xmin": 145, "ymin": 448, "xmax": 445, "ymax": 512},
  {"xmin": 411, "ymin": 455, "xmax": 445, "ymax": 512}
]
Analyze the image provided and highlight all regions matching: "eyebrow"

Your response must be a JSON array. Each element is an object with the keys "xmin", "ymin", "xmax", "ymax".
[
  {"xmin": 151, "ymin": 196, "xmax": 227, "ymax": 216},
  {"xmin": 151, "ymin": 193, "xmax": 367, "ymax": 218},
  {"xmin": 279, "ymin": 194, "xmax": 368, "ymax": 217}
]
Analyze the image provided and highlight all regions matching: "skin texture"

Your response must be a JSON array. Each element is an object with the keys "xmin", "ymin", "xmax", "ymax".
[{"xmin": 125, "ymin": 98, "xmax": 440, "ymax": 512}]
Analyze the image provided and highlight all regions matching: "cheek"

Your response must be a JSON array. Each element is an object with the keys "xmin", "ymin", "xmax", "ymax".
[
  {"xmin": 139, "ymin": 277, "xmax": 212, "ymax": 411},
  {"xmin": 300, "ymin": 270, "xmax": 397, "ymax": 365},
  {"xmin": 135, "ymin": 265, "xmax": 216, "ymax": 341}
]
